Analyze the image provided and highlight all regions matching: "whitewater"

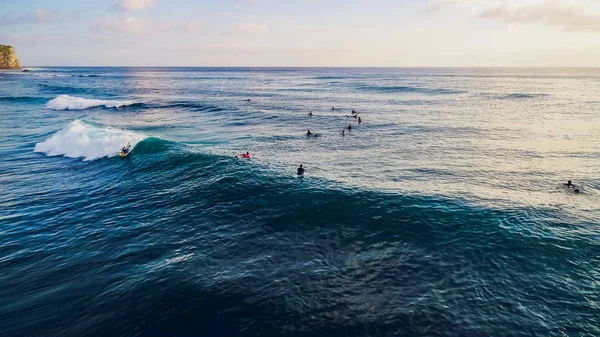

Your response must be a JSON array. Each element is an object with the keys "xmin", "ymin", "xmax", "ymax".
[
  {"xmin": 34, "ymin": 119, "xmax": 147, "ymax": 160},
  {"xmin": 1, "ymin": 67, "xmax": 599, "ymax": 337},
  {"xmin": 45, "ymin": 94, "xmax": 137, "ymax": 110}
]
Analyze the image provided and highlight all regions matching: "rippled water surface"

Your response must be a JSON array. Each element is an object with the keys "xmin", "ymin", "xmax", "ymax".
[{"xmin": 1, "ymin": 67, "xmax": 599, "ymax": 337}]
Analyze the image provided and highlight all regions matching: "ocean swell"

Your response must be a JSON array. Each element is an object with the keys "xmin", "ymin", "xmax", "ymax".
[
  {"xmin": 356, "ymin": 84, "xmax": 465, "ymax": 95},
  {"xmin": 45, "ymin": 94, "xmax": 138, "ymax": 110},
  {"xmin": 34, "ymin": 120, "xmax": 147, "ymax": 161},
  {"xmin": 501, "ymin": 93, "xmax": 548, "ymax": 99}
]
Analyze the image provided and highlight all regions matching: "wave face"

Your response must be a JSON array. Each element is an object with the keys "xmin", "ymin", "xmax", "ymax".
[
  {"xmin": 356, "ymin": 84, "xmax": 465, "ymax": 95},
  {"xmin": 34, "ymin": 120, "xmax": 147, "ymax": 160},
  {"xmin": 45, "ymin": 94, "xmax": 137, "ymax": 110},
  {"xmin": 2, "ymin": 67, "xmax": 600, "ymax": 337}
]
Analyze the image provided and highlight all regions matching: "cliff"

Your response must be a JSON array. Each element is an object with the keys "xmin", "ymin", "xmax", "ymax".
[{"xmin": 0, "ymin": 45, "xmax": 21, "ymax": 69}]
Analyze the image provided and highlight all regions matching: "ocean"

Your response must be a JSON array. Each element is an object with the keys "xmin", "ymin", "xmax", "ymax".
[{"xmin": 0, "ymin": 67, "xmax": 598, "ymax": 337}]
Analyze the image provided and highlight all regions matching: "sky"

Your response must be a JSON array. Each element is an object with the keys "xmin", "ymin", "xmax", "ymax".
[{"xmin": 1, "ymin": 0, "xmax": 600, "ymax": 66}]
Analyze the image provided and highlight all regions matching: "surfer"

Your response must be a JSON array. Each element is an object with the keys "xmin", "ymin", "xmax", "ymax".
[
  {"xmin": 297, "ymin": 164, "xmax": 305, "ymax": 176},
  {"xmin": 346, "ymin": 124, "xmax": 352, "ymax": 130},
  {"xmin": 358, "ymin": 116, "xmax": 362, "ymax": 124},
  {"xmin": 308, "ymin": 111, "xmax": 313, "ymax": 116},
  {"xmin": 121, "ymin": 144, "xmax": 131, "ymax": 155},
  {"xmin": 342, "ymin": 130, "xmax": 345, "ymax": 137},
  {"xmin": 352, "ymin": 109, "xmax": 356, "ymax": 115},
  {"xmin": 236, "ymin": 151, "xmax": 251, "ymax": 159},
  {"xmin": 564, "ymin": 180, "xmax": 581, "ymax": 193},
  {"xmin": 307, "ymin": 129, "xmax": 312, "ymax": 136},
  {"xmin": 331, "ymin": 106, "xmax": 335, "ymax": 111}
]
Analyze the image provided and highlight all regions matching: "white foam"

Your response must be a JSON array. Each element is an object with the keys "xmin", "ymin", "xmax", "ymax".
[
  {"xmin": 45, "ymin": 95, "xmax": 137, "ymax": 110},
  {"xmin": 34, "ymin": 120, "xmax": 147, "ymax": 161},
  {"xmin": 36, "ymin": 73, "xmax": 70, "ymax": 78}
]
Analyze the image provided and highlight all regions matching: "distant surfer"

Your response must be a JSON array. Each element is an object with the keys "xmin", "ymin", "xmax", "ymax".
[
  {"xmin": 246, "ymin": 99, "xmax": 251, "ymax": 102},
  {"xmin": 564, "ymin": 180, "xmax": 581, "ymax": 193},
  {"xmin": 306, "ymin": 130, "xmax": 319, "ymax": 138},
  {"xmin": 346, "ymin": 124, "xmax": 352, "ymax": 130},
  {"xmin": 236, "ymin": 151, "xmax": 251, "ymax": 159},
  {"xmin": 352, "ymin": 109, "xmax": 356, "ymax": 115},
  {"xmin": 342, "ymin": 130, "xmax": 345, "ymax": 137},
  {"xmin": 297, "ymin": 164, "xmax": 305, "ymax": 176},
  {"xmin": 331, "ymin": 106, "xmax": 335, "ymax": 111},
  {"xmin": 358, "ymin": 116, "xmax": 362, "ymax": 124},
  {"xmin": 308, "ymin": 111, "xmax": 313, "ymax": 116}
]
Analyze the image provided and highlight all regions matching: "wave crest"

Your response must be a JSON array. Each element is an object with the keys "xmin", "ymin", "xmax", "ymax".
[
  {"xmin": 501, "ymin": 93, "xmax": 547, "ymax": 99},
  {"xmin": 45, "ymin": 95, "xmax": 137, "ymax": 110},
  {"xmin": 356, "ymin": 84, "xmax": 465, "ymax": 95},
  {"xmin": 22, "ymin": 67, "xmax": 47, "ymax": 71},
  {"xmin": 34, "ymin": 120, "xmax": 147, "ymax": 161}
]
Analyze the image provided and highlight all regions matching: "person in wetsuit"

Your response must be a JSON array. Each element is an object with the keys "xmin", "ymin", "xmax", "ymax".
[
  {"xmin": 121, "ymin": 144, "xmax": 131, "ymax": 154},
  {"xmin": 564, "ymin": 180, "xmax": 581, "ymax": 193},
  {"xmin": 307, "ymin": 130, "xmax": 312, "ymax": 136},
  {"xmin": 297, "ymin": 164, "xmax": 305, "ymax": 176}
]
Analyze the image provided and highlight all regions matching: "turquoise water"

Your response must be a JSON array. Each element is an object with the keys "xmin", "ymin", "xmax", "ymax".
[{"xmin": 0, "ymin": 67, "xmax": 599, "ymax": 336}]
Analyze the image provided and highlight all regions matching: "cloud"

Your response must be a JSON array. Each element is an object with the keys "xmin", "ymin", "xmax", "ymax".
[
  {"xmin": 480, "ymin": 1, "xmax": 600, "ymax": 32},
  {"xmin": 1, "ymin": 9, "xmax": 59, "ymax": 25},
  {"xmin": 423, "ymin": 0, "xmax": 471, "ymax": 13},
  {"xmin": 32, "ymin": 9, "xmax": 58, "ymax": 22},
  {"xmin": 423, "ymin": 0, "xmax": 600, "ymax": 32},
  {"xmin": 118, "ymin": 0, "xmax": 155, "ymax": 11},
  {"xmin": 94, "ymin": 16, "xmax": 151, "ymax": 34},
  {"xmin": 225, "ymin": 22, "xmax": 269, "ymax": 35},
  {"xmin": 93, "ymin": 16, "xmax": 200, "ymax": 35}
]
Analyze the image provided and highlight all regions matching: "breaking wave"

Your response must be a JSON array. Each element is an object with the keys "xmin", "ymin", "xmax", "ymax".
[
  {"xmin": 34, "ymin": 120, "xmax": 148, "ymax": 161},
  {"xmin": 45, "ymin": 94, "xmax": 139, "ymax": 110},
  {"xmin": 21, "ymin": 67, "xmax": 47, "ymax": 71}
]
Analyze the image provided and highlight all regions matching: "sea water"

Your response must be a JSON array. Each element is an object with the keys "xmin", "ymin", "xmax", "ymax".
[{"xmin": 0, "ymin": 67, "xmax": 599, "ymax": 337}]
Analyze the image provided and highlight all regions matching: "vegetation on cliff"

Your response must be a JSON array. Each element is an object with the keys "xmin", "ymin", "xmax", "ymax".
[{"xmin": 0, "ymin": 45, "xmax": 22, "ymax": 69}]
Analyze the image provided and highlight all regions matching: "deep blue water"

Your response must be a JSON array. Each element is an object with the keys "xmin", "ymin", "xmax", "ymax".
[{"xmin": 0, "ymin": 67, "xmax": 599, "ymax": 337}]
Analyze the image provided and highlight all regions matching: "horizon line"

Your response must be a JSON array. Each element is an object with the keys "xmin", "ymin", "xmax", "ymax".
[{"xmin": 13, "ymin": 65, "xmax": 600, "ymax": 69}]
